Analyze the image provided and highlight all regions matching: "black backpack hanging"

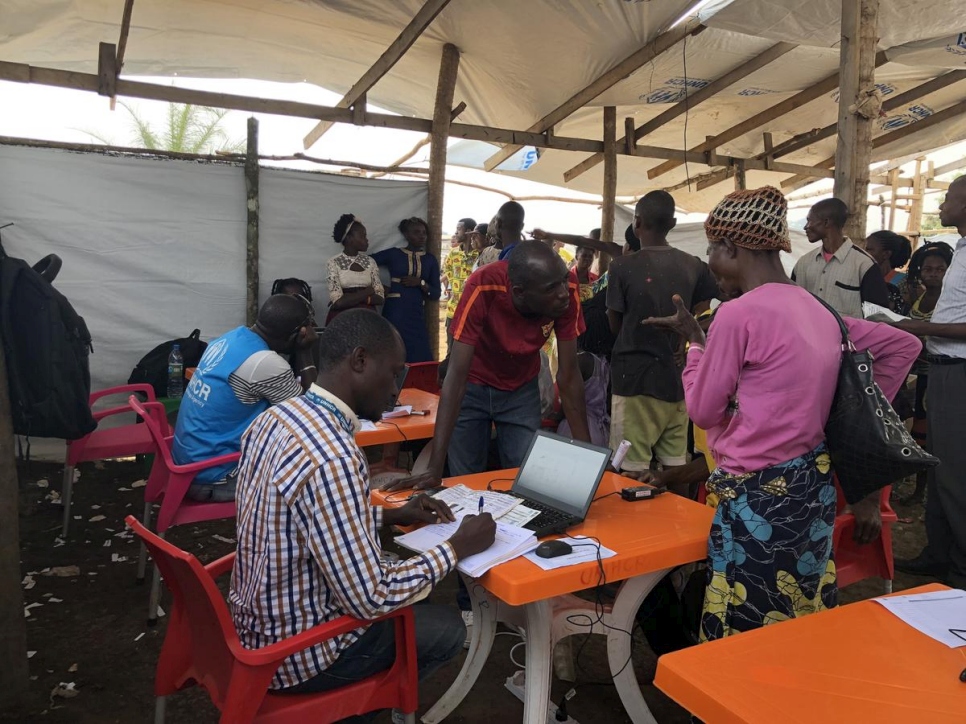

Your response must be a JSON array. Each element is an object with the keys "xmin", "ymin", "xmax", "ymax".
[
  {"xmin": 0, "ymin": 230, "xmax": 96, "ymax": 440},
  {"xmin": 128, "ymin": 329, "xmax": 207, "ymax": 398}
]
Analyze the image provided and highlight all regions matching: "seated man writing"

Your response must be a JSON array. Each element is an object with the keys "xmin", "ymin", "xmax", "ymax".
[
  {"xmin": 229, "ymin": 309, "xmax": 496, "ymax": 706},
  {"xmin": 172, "ymin": 294, "xmax": 317, "ymax": 502}
]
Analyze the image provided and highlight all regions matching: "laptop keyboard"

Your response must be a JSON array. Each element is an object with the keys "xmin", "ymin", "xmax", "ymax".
[{"xmin": 510, "ymin": 494, "xmax": 573, "ymax": 532}]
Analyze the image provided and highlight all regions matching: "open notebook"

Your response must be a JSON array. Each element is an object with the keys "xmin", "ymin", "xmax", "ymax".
[{"xmin": 394, "ymin": 516, "xmax": 538, "ymax": 578}]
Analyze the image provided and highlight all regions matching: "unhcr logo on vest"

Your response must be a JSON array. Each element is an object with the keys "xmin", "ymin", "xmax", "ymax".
[{"xmin": 197, "ymin": 337, "xmax": 229, "ymax": 376}]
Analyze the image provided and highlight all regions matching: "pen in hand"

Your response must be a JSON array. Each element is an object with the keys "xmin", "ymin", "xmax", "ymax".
[{"xmin": 478, "ymin": 496, "xmax": 484, "ymax": 515}]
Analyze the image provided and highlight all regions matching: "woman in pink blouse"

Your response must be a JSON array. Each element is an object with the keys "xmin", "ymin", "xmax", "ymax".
[{"xmin": 645, "ymin": 186, "xmax": 920, "ymax": 642}]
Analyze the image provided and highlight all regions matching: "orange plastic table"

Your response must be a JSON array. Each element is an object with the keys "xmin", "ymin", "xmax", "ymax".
[
  {"xmin": 655, "ymin": 583, "xmax": 966, "ymax": 724},
  {"xmin": 354, "ymin": 388, "xmax": 438, "ymax": 447},
  {"xmin": 377, "ymin": 470, "xmax": 714, "ymax": 724}
]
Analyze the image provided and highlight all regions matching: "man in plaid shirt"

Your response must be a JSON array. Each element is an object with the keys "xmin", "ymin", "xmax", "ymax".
[{"xmin": 229, "ymin": 309, "xmax": 495, "ymax": 700}]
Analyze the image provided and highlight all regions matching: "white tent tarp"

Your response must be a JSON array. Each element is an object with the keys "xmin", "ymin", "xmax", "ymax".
[
  {"xmin": 3, "ymin": 0, "xmax": 965, "ymax": 208},
  {"xmin": 0, "ymin": 143, "xmax": 427, "ymax": 395}
]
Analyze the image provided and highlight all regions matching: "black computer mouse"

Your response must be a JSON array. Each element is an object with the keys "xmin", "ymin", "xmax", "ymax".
[{"xmin": 535, "ymin": 540, "xmax": 573, "ymax": 559}]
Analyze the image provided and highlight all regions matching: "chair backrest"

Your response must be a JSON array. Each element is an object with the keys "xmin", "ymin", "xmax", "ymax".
[
  {"xmin": 403, "ymin": 361, "xmax": 440, "ymax": 395},
  {"xmin": 129, "ymin": 395, "xmax": 178, "ymax": 469},
  {"xmin": 126, "ymin": 515, "xmax": 241, "ymax": 708}
]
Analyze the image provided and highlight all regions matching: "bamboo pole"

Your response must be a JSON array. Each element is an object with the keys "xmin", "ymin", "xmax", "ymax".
[
  {"xmin": 906, "ymin": 157, "xmax": 927, "ymax": 237},
  {"xmin": 600, "ymin": 106, "xmax": 617, "ymax": 274},
  {"xmin": 833, "ymin": 0, "xmax": 880, "ymax": 243},
  {"xmin": 426, "ymin": 43, "xmax": 460, "ymax": 359},
  {"xmin": 888, "ymin": 169, "xmax": 900, "ymax": 230},
  {"xmin": 245, "ymin": 117, "xmax": 259, "ymax": 326},
  {"xmin": 0, "ymin": 321, "xmax": 28, "ymax": 708}
]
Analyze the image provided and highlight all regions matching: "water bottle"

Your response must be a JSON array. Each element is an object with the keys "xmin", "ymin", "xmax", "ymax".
[{"xmin": 167, "ymin": 344, "xmax": 184, "ymax": 398}]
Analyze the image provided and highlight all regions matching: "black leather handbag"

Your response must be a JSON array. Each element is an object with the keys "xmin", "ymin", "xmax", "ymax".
[{"xmin": 815, "ymin": 296, "xmax": 939, "ymax": 504}]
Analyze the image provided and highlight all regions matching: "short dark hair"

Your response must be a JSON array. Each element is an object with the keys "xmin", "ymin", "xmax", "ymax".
[
  {"xmin": 317, "ymin": 309, "xmax": 398, "ymax": 372},
  {"xmin": 636, "ymin": 190, "xmax": 676, "ymax": 234},
  {"xmin": 908, "ymin": 241, "xmax": 954, "ymax": 280},
  {"xmin": 624, "ymin": 224, "xmax": 640, "ymax": 252},
  {"xmin": 459, "ymin": 217, "xmax": 477, "ymax": 231},
  {"xmin": 867, "ymin": 230, "xmax": 912, "ymax": 269},
  {"xmin": 399, "ymin": 216, "xmax": 429, "ymax": 236},
  {"xmin": 812, "ymin": 198, "xmax": 849, "ymax": 228},
  {"xmin": 333, "ymin": 213, "xmax": 358, "ymax": 245},
  {"xmin": 507, "ymin": 239, "xmax": 561, "ymax": 286},
  {"xmin": 257, "ymin": 294, "xmax": 313, "ymax": 339},
  {"xmin": 475, "ymin": 222, "xmax": 489, "ymax": 236},
  {"xmin": 497, "ymin": 201, "xmax": 525, "ymax": 233},
  {"xmin": 271, "ymin": 277, "xmax": 312, "ymax": 302},
  {"xmin": 589, "ymin": 228, "xmax": 602, "ymax": 240}
]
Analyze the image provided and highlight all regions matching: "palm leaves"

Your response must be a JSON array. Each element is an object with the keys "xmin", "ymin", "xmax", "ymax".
[{"xmin": 83, "ymin": 102, "xmax": 245, "ymax": 154}]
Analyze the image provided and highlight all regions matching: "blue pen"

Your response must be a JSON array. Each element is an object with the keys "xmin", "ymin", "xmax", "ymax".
[{"xmin": 478, "ymin": 496, "xmax": 484, "ymax": 515}]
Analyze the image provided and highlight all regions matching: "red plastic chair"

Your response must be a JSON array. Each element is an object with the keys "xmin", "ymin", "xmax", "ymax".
[
  {"xmin": 833, "ymin": 480, "xmax": 898, "ymax": 593},
  {"xmin": 404, "ymin": 361, "xmax": 440, "ymax": 395},
  {"xmin": 60, "ymin": 384, "xmax": 160, "ymax": 537},
  {"xmin": 125, "ymin": 516, "xmax": 418, "ymax": 724},
  {"xmin": 128, "ymin": 395, "xmax": 240, "ymax": 624}
]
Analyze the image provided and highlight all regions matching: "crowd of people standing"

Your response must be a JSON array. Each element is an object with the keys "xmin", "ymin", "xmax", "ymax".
[{"xmin": 168, "ymin": 174, "xmax": 966, "ymax": 714}]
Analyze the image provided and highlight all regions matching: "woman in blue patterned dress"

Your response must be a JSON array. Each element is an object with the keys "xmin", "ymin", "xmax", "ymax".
[{"xmin": 373, "ymin": 217, "xmax": 441, "ymax": 362}]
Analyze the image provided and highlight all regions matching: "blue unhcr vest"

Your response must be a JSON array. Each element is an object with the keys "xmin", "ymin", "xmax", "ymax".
[{"xmin": 172, "ymin": 326, "xmax": 270, "ymax": 483}]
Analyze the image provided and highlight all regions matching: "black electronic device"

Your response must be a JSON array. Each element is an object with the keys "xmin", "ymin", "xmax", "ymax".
[
  {"xmin": 535, "ymin": 540, "xmax": 574, "ymax": 559},
  {"xmin": 620, "ymin": 486, "xmax": 665, "ymax": 502}
]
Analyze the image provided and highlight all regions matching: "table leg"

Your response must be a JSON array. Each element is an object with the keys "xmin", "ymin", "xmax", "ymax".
[
  {"xmin": 523, "ymin": 599, "xmax": 553, "ymax": 724},
  {"xmin": 421, "ymin": 576, "xmax": 499, "ymax": 724},
  {"xmin": 606, "ymin": 569, "xmax": 670, "ymax": 724}
]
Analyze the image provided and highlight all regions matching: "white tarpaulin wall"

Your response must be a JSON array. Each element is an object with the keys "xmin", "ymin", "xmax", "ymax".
[
  {"xmin": 3, "ymin": 0, "xmax": 965, "ymax": 209},
  {"xmin": 0, "ymin": 144, "xmax": 427, "ymax": 395}
]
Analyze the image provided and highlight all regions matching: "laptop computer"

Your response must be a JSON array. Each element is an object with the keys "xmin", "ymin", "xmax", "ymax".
[
  {"xmin": 508, "ymin": 430, "xmax": 611, "ymax": 538},
  {"xmin": 385, "ymin": 364, "xmax": 410, "ymax": 411}
]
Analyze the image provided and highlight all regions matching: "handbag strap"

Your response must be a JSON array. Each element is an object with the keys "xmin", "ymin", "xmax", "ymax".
[{"xmin": 809, "ymin": 293, "xmax": 856, "ymax": 352}]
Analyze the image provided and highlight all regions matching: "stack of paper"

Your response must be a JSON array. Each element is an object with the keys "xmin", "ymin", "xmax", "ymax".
[
  {"xmin": 395, "ymin": 516, "xmax": 539, "ymax": 577},
  {"xmin": 873, "ymin": 589, "xmax": 966, "ymax": 647},
  {"xmin": 429, "ymin": 485, "xmax": 540, "ymax": 528},
  {"xmin": 862, "ymin": 302, "xmax": 909, "ymax": 323},
  {"xmin": 382, "ymin": 405, "xmax": 413, "ymax": 419}
]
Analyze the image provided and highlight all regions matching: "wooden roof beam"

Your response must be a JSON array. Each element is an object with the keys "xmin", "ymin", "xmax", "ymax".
[
  {"xmin": 302, "ymin": 0, "xmax": 454, "ymax": 149},
  {"xmin": 0, "ymin": 59, "xmax": 841, "ymax": 183},
  {"xmin": 781, "ymin": 95, "xmax": 966, "ymax": 192},
  {"xmin": 563, "ymin": 41, "xmax": 797, "ymax": 183},
  {"xmin": 482, "ymin": 20, "xmax": 705, "ymax": 172},
  {"xmin": 646, "ymin": 50, "xmax": 889, "ymax": 180},
  {"xmin": 764, "ymin": 69, "xmax": 966, "ymax": 162}
]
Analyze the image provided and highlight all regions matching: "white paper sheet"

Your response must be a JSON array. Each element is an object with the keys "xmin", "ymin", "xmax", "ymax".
[
  {"xmin": 523, "ymin": 536, "xmax": 617, "ymax": 571},
  {"xmin": 394, "ymin": 515, "xmax": 538, "ymax": 578},
  {"xmin": 382, "ymin": 405, "xmax": 413, "ymax": 419},
  {"xmin": 430, "ymin": 485, "xmax": 521, "ymax": 520},
  {"xmin": 863, "ymin": 302, "xmax": 910, "ymax": 323},
  {"xmin": 499, "ymin": 504, "xmax": 540, "ymax": 528},
  {"xmin": 873, "ymin": 589, "xmax": 966, "ymax": 648}
]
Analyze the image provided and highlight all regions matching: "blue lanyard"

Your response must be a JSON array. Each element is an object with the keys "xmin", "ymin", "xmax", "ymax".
[{"xmin": 305, "ymin": 388, "xmax": 353, "ymax": 433}]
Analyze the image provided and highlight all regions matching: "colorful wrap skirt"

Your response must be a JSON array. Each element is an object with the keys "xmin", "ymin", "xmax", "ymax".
[{"xmin": 700, "ymin": 444, "xmax": 838, "ymax": 642}]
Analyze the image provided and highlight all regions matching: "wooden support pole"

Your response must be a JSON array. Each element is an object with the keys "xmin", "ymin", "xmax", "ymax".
[
  {"xmin": 600, "ymin": 107, "xmax": 617, "ymax": 275},
  {"xmin": 302, "ymin": 0, "xmax": 454, "ymax": 148},
  {"xmin": 762, "ymin": 132, "xmax": 774, "ymax": 170},
  {"xmin": 0, "ymin": 324, "xmax": 28, "ymax": 708},
  {"xmin": 833, "ymin": 0, "xmax": 880, "ymax": 242},
  {"xmin": 426, "ymin": 43, "xmax": 460, "ymax": 359},
  {"xmin": 624, "ymin": 117, "xmax": 637, "ymax": 156},
  {"xmin": 110, "ymin": 0, "xmax": 136, "ymax": 109},
  {"xmin": 734, "ymin": 160, "xmax": 747, "ymax": 190},
  {"xmin": 887, "ymin": 169, "xmax": 900, "ymax": 230},
  {"xmin": 907, "ymin": 157, "xmax": 927, "ymax": 236},
  {"xmin": 245, "ymin": 117, "xmax": 259, "ymax": 327},
  {"xmin": 97, "ymin": 42, "xmax": 117, "ymax": 97},
  {"xmin": 351, "ymin": 93, "xmax": 366, "ymax": 125}
]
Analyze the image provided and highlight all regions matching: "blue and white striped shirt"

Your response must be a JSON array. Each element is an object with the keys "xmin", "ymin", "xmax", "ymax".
[{"xmin": 228, "ymin": 385, "xmax": 455, "ymax": 689}]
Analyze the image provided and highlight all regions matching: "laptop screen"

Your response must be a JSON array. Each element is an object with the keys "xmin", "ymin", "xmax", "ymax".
[
  {"xmin": 512, "ymin": 431, "xmax": 610, "ymax": 518},
  {"xmin": 386, "ymin": 365, "xmax": 410, "ymax": 411}
]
